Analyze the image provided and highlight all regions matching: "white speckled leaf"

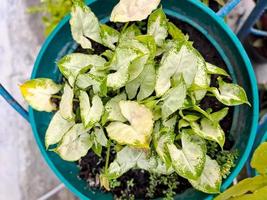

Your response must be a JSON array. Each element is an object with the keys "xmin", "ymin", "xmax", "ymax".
[
  {"xmin": 155, "ymin": 45, "xmax": 199, "ymax": 96},
  {"xmin": 56, "ymin": 124, "xmax": 93, "ymax": 161},
  {"xmin": 210, "ymin": 77, "xmax": 250, "ymax": 106},
  {"xmin": 20, "ymin": 78, "xmax": 62, "ymax": 112},
  {"xmin": 167, "ymin": 132, "xmax": 206, "ymax": 180},
  {"xmin": 147, "ymin": 8, "xmax": 168, "ymax": 46},
  {"xmin": 189, "ymin": 155, "xmax": 222, "ymax": 194},
  {"xmin": 110, "ymin": 0, "xmax": 160, "ymax": 22},
  {"xmin": 105, "ymin": 93, "xmax": 127, "ymax": 122},
  {"xmin": 206, "ymin": 62, "xmax": 229, "ymax": 77},
  {"xmin": 190, "ymin": 118, "xmax": 225, "ymax": 149},
  {"xmin": 57, "ymin": 53, "xmax": 106, "ymax": 86},
  {"xmin": 70, "ymin": 1, "xmax": 101, "ymax": 49},
  {"xmin": 45, "ymin": 111, "xmax": 75, "ymax": 149},
  {"xmin": 59, "ymin": 83, "xmax": 75, "ymax": 121},
  {"xmin": 100, "ymin": 24, "xmax": 120, "ymax": 50}
]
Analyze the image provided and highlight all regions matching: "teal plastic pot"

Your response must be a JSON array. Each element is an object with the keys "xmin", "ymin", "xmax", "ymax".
[{"xmin": 26, "ymin": 0, "xmax": 259, "ymax": 199}]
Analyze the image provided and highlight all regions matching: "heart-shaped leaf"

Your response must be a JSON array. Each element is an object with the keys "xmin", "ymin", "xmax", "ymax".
[
  {"xmin": 20, "ymin": 78, "xmax": 62, "ymax": 112},
  {"xmin": 167, "ymin": 132, "xmax": 206, "ymax": 180}
]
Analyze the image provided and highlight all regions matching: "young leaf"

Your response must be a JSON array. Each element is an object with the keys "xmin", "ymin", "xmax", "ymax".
[
  {"xmin": 210, "ymin": 77, "xmax": 250, "ymax": 106},
  {"xmin": 120, "ymin": 24, "xmax": 141, "ymax": 42},
  {"xmin": 161, "ymin": 80, "xmax": 187, "ymax": 119},
  {"xmin": 191, "ymin": 118, "xmax": 225, "ymax": 148},
  {"xmin": 79, "ymin": 91, "xmax": 104, "ymax": 128},
  {"xmin": 20, "ymin": 78, "xmax": 62, "ymax": 112},
  {"xmin": 45, "ymin": 111, "xmax": 75, "ymax": 149},
  {"xmin": 210, "ymin": 107, "xmax": 229, "ymax": 122},
  {"xmin": 136, "ymin": 35, "xmax": 157, "ymax": 59},
  {"xmin": 56, "ymin": 123, "xmax": 92, "ymax": 161},
  {"xmin": 189, "ymin": 155, "xmax": 222, "ymax": 194},
  {"xmin": 155, "ymin": 45, "xmax": 199, "ymax": 96},
  {"xmin": 147, "ymin": 8, "xmax": 168, "ymax": 46},
  {"xmin": 106, "ymin": 101, "xmax": 154, "ymax": 149},
  {"xmin": 110, "ymin": 0, "xmax": 160, "ymax": 22},
  {"xmin": 214, "ymin": 175, "xmax": 267, "ymax": 200},
  {"xmin": 206, "ymin": 62, "xmax": 230, "ymax": 77},
  {"xmin": 126, "ymin": 62, "xmax": 156, "ymax": 100},
  {"xmin": 70, "ymin": 0, "xmax": 101, "ymax": 49},
  {"xmin": 251, "ymin": 142, "xmax": 267, "ymax": 175},
  {"xmin": 127, "ymin": 55, "xmax": 149, "ymax": 82},
  {"xmin": 105, "ymin": 93, "xmax": 127, "ymax": 122},
  {"xmin": 100, "ymin": 24, "xmax": 120, "ymax": 50},
  {"xmin": 59, "ymin": 83, "xmax": 75, "ymax": 121},
  {"xmin": 57, "ymin": 53, "xmax": 106, "ymax": 86},
  {"xmin": 168, "ymin": 22, "xmax": 188, "ymax": 42},
  {"xmin": 167, "ymin": 132, "xmax": 206, "ymax": 180}
]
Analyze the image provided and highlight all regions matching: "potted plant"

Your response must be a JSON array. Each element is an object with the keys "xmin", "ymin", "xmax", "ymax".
[{"xmin": 12, "ymin": 0, "xmax": 258, "ymax": 199}]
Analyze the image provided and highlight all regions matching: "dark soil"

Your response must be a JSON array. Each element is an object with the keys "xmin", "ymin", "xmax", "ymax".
[{"xmin": 77, "ymin": 16, "xmax": 235, "ymax": 199}]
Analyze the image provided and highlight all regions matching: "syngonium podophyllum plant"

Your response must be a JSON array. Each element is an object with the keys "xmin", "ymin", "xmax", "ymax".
[{"xmin": 20, "ymin": 0, "xmax": 250, "ymax": 195}]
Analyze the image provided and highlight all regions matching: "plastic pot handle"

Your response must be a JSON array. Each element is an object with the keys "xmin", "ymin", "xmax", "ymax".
[
  {"xmin": 216, "ymin": 0, "xmax": 241, "ymax": 18},
  {"xmin": 0, "ymin": 84, "xmax": 29, "ymax": 122}
]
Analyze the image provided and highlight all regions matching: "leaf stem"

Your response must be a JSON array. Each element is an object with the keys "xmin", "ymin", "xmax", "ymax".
[{"xmin": 104, "ymin": 140, "xmax": 111, "ymax": 173}]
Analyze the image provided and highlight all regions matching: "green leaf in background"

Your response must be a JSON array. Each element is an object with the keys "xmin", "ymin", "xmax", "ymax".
[
  {"xmin": 56, "ymin": 123, "xmax": 92, "ymax": 161},
  {"xmin": 214, "ymin": 175, "xmax": 267, "ymax": 200},
  {"xmin": 155, "ymin": 44, "xmax": 199, "ymax": 96},
  {"xmin": 57, "ymin": 53, "xmax": 106, "ymax": 86},
  {"xmin": 110, "ymin": 0, "xmax": 160, "ymax": 22},
  {"xmin": 210, "ymin": 107, "xmax": 229, "ymax": 122},
  {"xmin": 168, "ymin": 22, "xmax": 188, "ymax": 42},
  {"xmin": 167, "ymin": 132, "xmax": 206, "ymax": 180},
  {"xmin": 59, "ymin": 83, "xmax": 75, "ymax": 121},
  {"xmin": 45, "ymin": 111, "xmax": 75, "ymax": 149},
  {"xmin": 147, "ymin": 8, "xmax": 168, "ymax": 46},
  {"xmin": 210, "ymin": 77, "xmax": 250, "ymax": 106},
  {"xmin": 189, "ymin": 155, "xmax": 222, "ymax": 194},
  {"xmin": 206, "ymin": 62, "xmax": 230, "ymax": 77},
  {"xmin": 190, "ymin": 117, "xmax": 225, "ymax": 148},
  {"xmin": 105, "ymin": 93, "xmax": 127, "ymax": 122},
  {"xmin": 251, "ymin": 142, "xmax": 267, "ymax": 175},
  {"xmin": 70, "ymin": 0, "xmax": 101, "ymax": 49},
  {"xmin": 79, "ymin": 91, "xmax": 104, "ymax": 128},
  {"xmin": 100, "ymin": 24, "xmax": 120, "ymax": 50},
  {"xmin": 20, "ymin": 78, "xmax": 62, "ymax": 112},
  {"xmin": 126, "ymin": 62, "xmax": 156, "ymax": 100},
  {"xmin": 106, "ymin": 101, "xmax": 154, "ymax": 149},
  {"xmin": 161, "ymin": 79, "xmax": 187, "ymax": 119}
]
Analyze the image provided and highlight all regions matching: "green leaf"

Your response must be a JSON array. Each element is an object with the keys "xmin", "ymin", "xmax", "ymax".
[
  {"xmin": 229, "ymin": 186, "xmax": 267, "ymax": 200},
  {"xmin": 59, "ymin": 83, "xmax": 75, "ymax": 121},
  {"xmin": 210, "ymin": 77, "xmax": 250, "ymax": 106},
  {"xmin": 210, "ymin": 107, "xmax": 229, "ymax": 122},
  {"xmin": 214, "ymin": 175, "xmax": 267, "ymax": 200},
  {"xmin": 161, "ymin": 80, "xmax": 187, "ymax": 119},
  {"xmin": 56, "ymin": 123, "xmax": 92, "ymax": 161},
  {"xmin": 147, "ymin": 8, "xmax": 168, "ymax": 46},
  {"xmin": 168, "ymin": 22, "xmax": 188, "ymax": 42},
  {"xmin": 70, "ymin": 1, "xmax": 101, "ymax": 49},
  {"xmin": 189, "ymin": 155, "xmax": 222, "ymax": 194},
  {"xmin": 45, "ymin": 111, "xmax": 75, "ymax": 149},
  {"xmin": 57, "ymin": 53, "xmax": 106, "ymax": 86},
  {"xmin": 93, "ymin": 127, "xmax": 108, "ymax": 147},
  {"xmin": 162, "ymin": 115, "xmax": 177, "ymax": 130},
  {"xmin": 110, "ymin": 0, "xmax": 160, "ymax": 22},
  {"xmin": 191, "ymin": 118, "xmax": 225, "ymax": 148},
  {"xmin": 128, "ymin": 55, "xmax": 149, "ymax": 82},
  {"xmin": 105, "ymin": 93, "xmax": 127, "ymax": 122},
  {"xmin": 251, "ymin": 142, "xmax": 267, "ymax": 175},
  {"xmin": 120, "ymin": 24, "xmax": 141, "ymax": 42},
  {"xmin": 206, "ymin": 62, "xmax": 230, "ymax": 77},
  {"xmin": 136, "ymin": 35, "xmax": 157, "ymax": 59},
  {"xmin": 167, "ymin": 132, "xmax": 206, "ymax": 180},
  {"xmin": 20, "ymin": 78, "xmax": 62, "ymax": 112},
  {"xmin": 100, "ymin": 24, "xmax": 120, "ymax": 50},
  {"xmin": 79, "ymin": 91, "xmax": 104, "ymax": 128},
  {"xmin": 126, "ymin": 62, "xmax": 156, "ymax": 100},
  {"xmin": 106, "ymin": 101, "xmax": 154, "ymax": 149},
  {"xmin": 155, "ymin": 45, "xmax": 199, "ymax": 96},
  {"xmin": 179, "ymin": 119, "xmax": 190, "ymax": 130}
]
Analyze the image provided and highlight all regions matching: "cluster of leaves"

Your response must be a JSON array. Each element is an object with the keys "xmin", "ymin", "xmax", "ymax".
[
  {"xmin": 215, "ymin": 142, "xmax": 267, "ymax": 200},
  {"xmin": 20, "ymin": 0, "xmax": 250, "ymax": 196},
  {"xmin": 28, "ymin": 0, "xmax": 74, "ymax": 36}
]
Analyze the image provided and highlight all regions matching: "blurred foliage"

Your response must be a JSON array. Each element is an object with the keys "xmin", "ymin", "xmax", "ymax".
[
  {"xmin": 201, "ymin": 0, "xmax": 227, "ymax": 6},
  {"xmin": 28, "ymin": 0, "xmax": 74, "ymax": 36}
]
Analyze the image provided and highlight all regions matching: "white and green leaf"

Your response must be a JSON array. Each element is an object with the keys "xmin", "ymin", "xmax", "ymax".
[
  {"xmin": 105, "ymin": 93, "xmax": 127, "ymax": 122},
  {"xmin": 100, "ymin": 24, "xmax": 120, "ymax": 50},
  {"xmin": 206, "ymin": 62, "xmax": 229, "ymax": 77},
  {"xmin": 20, "ymin": 78, "xmax": 62, "ymax": 112},
  {"xmin": 59, "ymin": 83, "xmax": 75, "ymax": 121}
]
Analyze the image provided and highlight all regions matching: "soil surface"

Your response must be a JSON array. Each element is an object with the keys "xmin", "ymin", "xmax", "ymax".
[{"xmin": 77, "ymin": 16, "xmax": 234, "ymax": 199}]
